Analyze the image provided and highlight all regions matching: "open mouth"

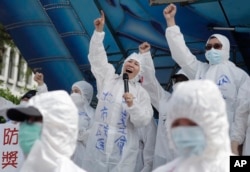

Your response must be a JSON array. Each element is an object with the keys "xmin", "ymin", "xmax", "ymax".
[{"xmin": 125, "ymin": 69, "xmax": 132, "ymax": 73}]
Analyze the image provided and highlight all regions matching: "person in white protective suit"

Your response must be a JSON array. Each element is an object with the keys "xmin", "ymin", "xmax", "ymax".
[
  {"xmin": 33, "ymin": 71, "xmax": 49, "ymax": 94},
  {"xmin": 6, "ymin": 90, "xmax": 87, "ymax": 172},
  {"xmin": 139, "ymin": 42, "xmax": 189, "ymax": 169},
  {"xmin": 83, "ymin": 11, "xmax": 153, "ymax": 172},
  {"xmin": 70, "ymin": 80, "xmax": 95, "ymax": 168},
  {"xmin": 153, "ymin": 80, "xmax": 232, "ymax": 172},
  {"xmin": 163, "ymin": 3, "xmax": 250, "ymax": 146},
  {"xmin": 134, "ymin": 118, "xmax": 157, "ymax": 172},
  {"xmin": 134, "ymin": 42, "xmax": 158, "ymax": 172},
  {"xmin": 231, "ymin": 78, "xmax": 250, "ymax": 155},
  {"xmin": 0, "ymin": 72, "xmax": 48, "ymax": 122}
]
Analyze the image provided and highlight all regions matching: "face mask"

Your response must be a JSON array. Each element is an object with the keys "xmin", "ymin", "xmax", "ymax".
[
  {"xmin": 171, "ymin": 126, "xmax": 206, "ymax": 157},
  {"xmin": 19, "ymin": 122, "xmax": 42, "ymax": 156},
  {"xmin": 205, "ymin": 48, "xmax": 222, "ymax": 65},
  {"xmin": 70, "ymin": 93, "xmax": 85, "ymax": 108}
]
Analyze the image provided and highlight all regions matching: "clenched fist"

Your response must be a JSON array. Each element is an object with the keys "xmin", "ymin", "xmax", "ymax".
[{"xmin": 139, "ymin": 42, "xmax": 151, "ymax": 54}]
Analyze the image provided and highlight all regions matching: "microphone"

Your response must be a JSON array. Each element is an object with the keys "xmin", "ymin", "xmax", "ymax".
[{"xmin": 123, "ymin": 73, "xmax": 129, "ymax": 93}]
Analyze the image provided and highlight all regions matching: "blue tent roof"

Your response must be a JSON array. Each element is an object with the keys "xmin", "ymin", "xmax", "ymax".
[{"xmin": 0, "ymin": 0, "xmax": 249, "ymax": 92}]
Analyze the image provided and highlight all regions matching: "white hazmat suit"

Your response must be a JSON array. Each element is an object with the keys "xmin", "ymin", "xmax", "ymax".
[
  {"xmin": 83, "ymin": 30, "xmax": 153, "ymax": 172},
  {"xmin": 8, "ymin": 90, "xmax": 87, "ymax": 172},
  {"xmin": 165, "ymin": 25, "xmax": 250, "ymax": 136},
  {"xmin": 153, "ymin": 80, "xmax": 232, "ymax": 172},
  {"xmin": 231, "ymin": 78, "xmax": 250, "ymax": 155},
  {"xmin": 134, "ymin": 118, "xmax": 157, "ymax": 172},
  {"xmin": 71, "ymin": 81, "xmax": 95, "ymax": 168},
  {"xmin": 141, "ymin": 51, "xmax": 178, "ymax": 169}
]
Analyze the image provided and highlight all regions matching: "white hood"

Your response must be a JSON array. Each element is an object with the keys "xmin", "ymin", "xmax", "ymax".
[
  {"xmin": 166, "ymin": 80, "xmax": 231, "ymax": 172},
  {"xmin": 121, "ymin": 52, "xmax": 143, "ymax": 83},
  {"xmin": 206, "ymin": 34, "xmax": 230, "ymax": 62},
  {"xmin": 72, "ymin": 80, "xmax": 93, "ymax": 105},
  {"xmin": 20, "ymin": 90, "xmax": 79, "ymax": 172}
]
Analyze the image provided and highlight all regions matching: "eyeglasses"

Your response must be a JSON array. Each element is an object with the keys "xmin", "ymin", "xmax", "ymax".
[{"xmin": 205, "ymin": 43, "xmax": 222, "ymax": 50}]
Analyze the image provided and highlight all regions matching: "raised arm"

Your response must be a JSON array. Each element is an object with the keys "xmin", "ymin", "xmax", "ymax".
[
  {"xmin": 94, "ymin": 10, "xmax": 105, "ymax": 33},
  {"xmin": 88, "ymin": 11, "xmax": 116, "ymax": 96},
  {"xmin": 34, "ymin": 72, "xmax": 48, "ymax": 94},
  {"xmin": 163, "ymin": 3, "xmax": 176, "ymax": 27},
  {"xmin": 164, "ymin": 3, "xmax": 201, "ymax": 79},
  {"xmin": 140, "ymin": 42, "xmax": 171, "ymax": 111}
]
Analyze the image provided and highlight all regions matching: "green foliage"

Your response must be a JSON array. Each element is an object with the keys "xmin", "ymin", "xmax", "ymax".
[
  {"xmin": 0, "ymin": 23, "xmax": 35, "ymax": 124},
  {"xmin": 0, "ymin": 116, "xmax": 6, "ymax": 123},
  {"xmin": 0, "ymin": 23, "xmax": 38, "ymax": 106},
  {"xmin": 0, "ymin": 88, "xmax": 20, "ymax": 105},
  {"xmin": 0, "ymin": 23, "xmax": 15, "ymax": 47},
  {"xmin": 0, "ymin": 88, "xmax": 20, "ymax": 123},
  {"xmin": 0, "ymin": 24, "xmax": 35, "ymax": 97}
]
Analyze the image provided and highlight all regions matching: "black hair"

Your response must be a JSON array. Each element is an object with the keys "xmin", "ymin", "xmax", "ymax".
[{"xmin": 171, "ymin": 74, "xmax": 189, "ymax": 84}]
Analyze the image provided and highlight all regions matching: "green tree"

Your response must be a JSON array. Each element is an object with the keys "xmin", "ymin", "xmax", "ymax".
[
  {"xmin": 0, "ymin": 23, "xmax": 14, "ymax": 47},
  {"xmin": 0, "ymin": 24, "xmax": 20, "ymax": 103},
  {"xmin": 0, "ymin": 23, "xmax": 35, "ymax": 97},
  {"xmin": 0, "ymin": 87, "xmax": 20, "ymax": 123},
  {"xmin": 0, "ymin": 87, "xmax": 20, "ymax": 105}
]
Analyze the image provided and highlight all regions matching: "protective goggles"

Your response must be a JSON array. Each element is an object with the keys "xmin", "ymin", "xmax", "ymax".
[{"xmin": 205, "ymin": 43, "xmax": 222, "ymax": 50}]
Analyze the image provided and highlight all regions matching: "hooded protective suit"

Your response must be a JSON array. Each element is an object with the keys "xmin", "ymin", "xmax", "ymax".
[
  {"xmin": 71, "ymin": 81, "xmax": 95, "ymax": 168},
  {"xmin": 231, "ymin": 78, "xmax": 250, "ymax": 155},
  {"xmin": 141, "ymin": 51, "xmax": 178, "ymax": 169},
  {"xmin": 18, "ymin": 90, "xmax": 86, "ymax": 172},
  {"xmin": 134, "ymin": 118, "xmax": 157, "ymax": 172},
  {"xmin": 84, "ymin": 30, "xmax": 153, "ymax": 172},
  {"xmin": 153, "ymin": 80, "xmax": 232, "ymax": 172},
  {"xmin": 165, "ymin": 26, "xmax": 250, "ymax": 136}
]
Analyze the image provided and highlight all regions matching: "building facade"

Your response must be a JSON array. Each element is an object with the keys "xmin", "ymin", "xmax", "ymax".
[{"xmin": 0, "ymin": 45, "xmax": 37, "ymax": 97}]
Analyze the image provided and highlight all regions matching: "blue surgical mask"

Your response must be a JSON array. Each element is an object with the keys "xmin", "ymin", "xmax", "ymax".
[
  {"xmin": 205, "ymin": 48, "xmax": 222, "ymax": 65},
  {"xmin": 19, "ymin": 122, "xmax": 42, "ymax": 155},
  {"xmin": 171, "ymin": 126, "xmax": 206, "ymax": 157}
]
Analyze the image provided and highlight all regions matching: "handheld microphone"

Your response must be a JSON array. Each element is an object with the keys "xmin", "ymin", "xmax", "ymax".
[{"xmin": 123, "ymin": 73, "xmax": 129, "ymax": 93}]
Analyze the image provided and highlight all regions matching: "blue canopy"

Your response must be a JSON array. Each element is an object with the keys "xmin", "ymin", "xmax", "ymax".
[{"xmin": 0, "ymin": 0, "xmax": 249, "ymax": 92}]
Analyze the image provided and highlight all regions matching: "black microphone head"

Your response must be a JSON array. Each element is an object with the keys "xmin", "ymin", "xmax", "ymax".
[{"xmin": 123, "ymin": 73, "xmax": 129, "ymax": 80}]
